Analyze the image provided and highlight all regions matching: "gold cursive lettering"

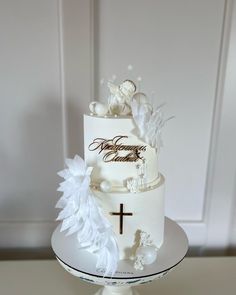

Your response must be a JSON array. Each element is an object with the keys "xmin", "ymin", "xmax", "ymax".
[{"xmin": 88, "ymin": 135, "xmax": 146, "ymax": 163}]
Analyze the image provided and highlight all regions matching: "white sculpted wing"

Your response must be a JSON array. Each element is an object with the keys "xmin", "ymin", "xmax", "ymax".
[
  {"xmin": 56, "ymin": 155, "xmax": 119, "ymax": 276},
  {"xmin": 131, "ymin": 101, "xmax": 173, "ymax": 150},
  {"xmin": 131, "ymin": 99, "xmax": 152, "ymax": 138}
]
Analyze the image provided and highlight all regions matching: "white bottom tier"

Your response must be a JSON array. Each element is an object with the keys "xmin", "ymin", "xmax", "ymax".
[{"xmin": 94, "ymin": 175, "xmax": 165, "ymax": 259}]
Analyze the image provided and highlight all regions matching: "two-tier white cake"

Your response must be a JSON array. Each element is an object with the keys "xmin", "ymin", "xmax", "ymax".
[{"xmin": 56, "ymin": 78, "xmax": 170, "ymax": 275}]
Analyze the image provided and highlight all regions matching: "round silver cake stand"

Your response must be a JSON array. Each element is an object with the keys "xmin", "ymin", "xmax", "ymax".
[{"xmin": 51, "ymin": 217, "xmax": 188, "ymax": 295}]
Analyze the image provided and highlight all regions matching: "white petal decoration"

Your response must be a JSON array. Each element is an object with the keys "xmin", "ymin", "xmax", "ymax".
[
  {"xmin": 56, "ymin": 155, "xmax": 119, "ymax": 276},
  {"xmin": 131, "ymin": 99, "xmax": 173, "ymax": 150}
]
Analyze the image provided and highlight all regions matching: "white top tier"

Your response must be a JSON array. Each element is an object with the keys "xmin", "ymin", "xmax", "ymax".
[{"xmin": 84, "ymin": 114, "xmax": 159, "ymax": 191}]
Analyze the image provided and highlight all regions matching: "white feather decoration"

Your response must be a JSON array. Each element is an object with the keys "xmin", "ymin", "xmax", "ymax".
[
  {"xmin": 131, "ymin": 100, "xmax": 173, "ymax": 150},
  {"xmin": 56, "ymin": 155, "xmax": 119, "ymax": 276}
]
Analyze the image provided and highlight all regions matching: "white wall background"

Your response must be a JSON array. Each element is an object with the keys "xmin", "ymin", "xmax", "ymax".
[{"xmin": 0, "ymin": 0, "xmax": 235, "ymax": 254}]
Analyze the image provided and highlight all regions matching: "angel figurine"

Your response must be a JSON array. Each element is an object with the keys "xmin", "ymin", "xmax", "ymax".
[{"xmin": 108, "ymin": 80, "xmax": 136, "ymax": 115}]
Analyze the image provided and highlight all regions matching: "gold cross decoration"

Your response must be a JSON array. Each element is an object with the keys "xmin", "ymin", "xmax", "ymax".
[{"xmin": 110, "ymin": 203, "xmax": 133, "ymax": 235}]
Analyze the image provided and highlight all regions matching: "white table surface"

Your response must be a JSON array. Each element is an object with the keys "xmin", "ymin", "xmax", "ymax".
[{"xmin": 0, "ymin": 257, "xmax": 235, "ymax": 295}]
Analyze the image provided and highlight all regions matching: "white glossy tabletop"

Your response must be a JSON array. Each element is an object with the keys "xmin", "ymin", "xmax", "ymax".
[{"xmin": 0, "ymin": 257, "xmax": 235, "ymax": 294}]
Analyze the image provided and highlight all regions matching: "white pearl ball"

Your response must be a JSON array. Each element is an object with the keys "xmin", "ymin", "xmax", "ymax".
[
  {"xmin": 95, "ymin": 102, "xmax": 108, "ymax": 116},
  {"xmin": 89, "ymin": 102, "xmax": 108, "ymax": 116},
  {"xmin": 132, "ymin": 92, "xmax": 148, "ymax": 104},
  {"xmin": 100, "ymin": 180, "xmax": 111, "ymax": 192},
  {"xmin": 136, "ymin": 246, "xmax": 157, "ymax": 265}
]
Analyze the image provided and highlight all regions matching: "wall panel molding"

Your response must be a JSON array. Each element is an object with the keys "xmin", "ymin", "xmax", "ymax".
[
  {"xmin": 204, "ymin": 0, "xmax": 236, "ymax": 250},
  {"xmin": 60, "ymin": 0, "xmax": 93, "ymax": 157},
  {"xmin": 0, "ymin": 0, "xmax": 94, "ymax": 248},
  {"xmin": 57, "ymin": 0, "xmax": 67, "ymax": 160},
  {"xmin": 0, "ymin": 0, "xmax": 64, "ymax": 247},
  {"xmin": 177, "ymin": 0, "xmax": 235, "ymax": 253}
]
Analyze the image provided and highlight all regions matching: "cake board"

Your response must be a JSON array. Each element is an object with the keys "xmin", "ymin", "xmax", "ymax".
[{"xmin": 51, "ymin": 217, "xmax": 188, "ymax": 295}]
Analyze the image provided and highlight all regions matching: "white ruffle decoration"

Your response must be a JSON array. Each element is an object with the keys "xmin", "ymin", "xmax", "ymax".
[
  {"xmin": 131, "ymin": 100, "xmax": 173, "ymax": 150},
  {"xmin": 56, "ymin": 155, "xmax": 119, "ymax": 276}
]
